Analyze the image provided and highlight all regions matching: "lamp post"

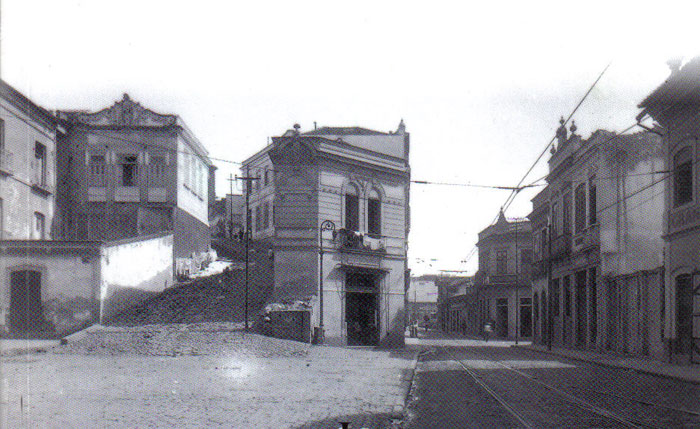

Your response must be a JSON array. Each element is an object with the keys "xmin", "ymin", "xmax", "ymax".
[{"xmin": 318, "ymin": 220, "xmax": 336, "ymax": 344}]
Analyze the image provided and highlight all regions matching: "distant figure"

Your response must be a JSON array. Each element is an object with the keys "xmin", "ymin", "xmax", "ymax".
[{"xmin": 483, "ymin": 321, "xmax": 494, "ymax": 342}]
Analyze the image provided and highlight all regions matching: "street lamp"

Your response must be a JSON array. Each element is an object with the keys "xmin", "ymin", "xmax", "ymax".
[{"xmin": 317, "ymin": 220, "xmax": 336, "ymax": 344}]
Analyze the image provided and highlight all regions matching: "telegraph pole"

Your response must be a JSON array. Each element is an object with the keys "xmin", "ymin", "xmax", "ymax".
[
  {"xmin": 515, "ymin": 218, "xmax": 519, "ymax": 345},
  {"xmin": 227, "ymin": 174, "xmax": 235, "ymax": 240},
  {"xmin": 236, "ymin": 168, "xmax": 259, "ymax": 332}
]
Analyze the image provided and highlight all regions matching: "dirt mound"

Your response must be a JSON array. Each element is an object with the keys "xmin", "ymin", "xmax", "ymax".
[{"xmin": 55, "ymin": 323, "xmax": 309, "ymax": 357}]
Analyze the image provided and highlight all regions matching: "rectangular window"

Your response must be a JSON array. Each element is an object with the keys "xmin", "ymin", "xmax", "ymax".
[
  {"xmin": 551, "ymin": 201, "xmax": 558, "ymax": 236},
  {"xmin": 121, "ymin": 155, "xmax": 138, "ymax": 187},
  {"xmin": 674, "ymin": 149, "xmax": 693, "ymax": 207},
  {"xmin": 368, "ymin": 198, "xmax": 381, "ymax": 236},
  {"xmin": 589, "ymin": 179, "xmax": 597, "ymax": 225},
  {"xmin": 0, "ymin": 118, "xmax": 4, "ymax": 150},
  {"xmin": 562, "ymin": 192, "xmax": 571, "ymax": 235},
  {"xmin": 345, "ymin": 194, "xmax": 359, "ymax": 231},
  {"xmin": 34, "ymin": 212, "xmax": 45, "ymax": 239},
  {"xmin": 552, "ymin": 278, "xmax": 560, "ymax": 317},
  {"xmin": 263, "ymin": 202, "xmax": 270, "ymax": 230},
  {"xmin": 575, "ymin": 183, "xmax": 586, "ymax": 233},
  {"xmin": 496, "ymin": 250, "xmax": 507, "ymax": 274},
  {"xmin": 540, "ymin": 228, "xmax": 548, "ymax": 258},
  {"xmin": 255, "ymin": 205, "xmax": 261, "ymax": 232},
  {"xmin": 564, "ymin": 275, "xmax": 571, "ymax": 317},
  {"xmin": 480, "ymin": 249, "xmax": 490, "ymax": 275},
  {"xmin": 520, "ymin": 249, "xmax": 532, "ymax": 269},
  {"xmin": 34, "ymin": 142, "xmax": 47, "ymax": 185}
]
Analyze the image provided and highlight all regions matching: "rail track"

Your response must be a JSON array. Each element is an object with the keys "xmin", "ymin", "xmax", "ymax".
[{"xmin": 431, "ymin": 346, "xmax": 700, "ymax": 428}]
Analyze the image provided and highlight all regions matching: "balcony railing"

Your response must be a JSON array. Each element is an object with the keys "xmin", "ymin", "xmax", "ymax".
[
  {"xmin": 0, "ymin": 149, "xmax": 13, "ymax": 175},
  {"xmin": 573, "ymin": 223, "xmax": 600, "ymax": 253},
  {"xmin": 333, "ymin": 228, "xmax": 386, "ymax": 253}
]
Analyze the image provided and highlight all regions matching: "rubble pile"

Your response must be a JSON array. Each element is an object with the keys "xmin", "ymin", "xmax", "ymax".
[
  {"xmin": 55, "ymin": 323, "xmax": 309, "ymax": 357},
  {"xmin": 107, "ymin": 271, "xmax": 271, "ymax": 326}
]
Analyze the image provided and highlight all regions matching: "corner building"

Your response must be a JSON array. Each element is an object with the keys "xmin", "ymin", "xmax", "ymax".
[{"xmin": 242, "ymin": 122, "xmax": 410, "ymax": 346}]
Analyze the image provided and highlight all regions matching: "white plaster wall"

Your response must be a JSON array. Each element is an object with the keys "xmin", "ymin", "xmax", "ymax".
[
  {"xmin": 101, "ymin": 234, "xmax": 173, "ymax": 299},
  {"xmin": 176, "ymin": 138, "xmax": 208, "ymax": 226},
  {"xmin": 0, "ymin": 99, "xmax": 55, "ymax": 239}
]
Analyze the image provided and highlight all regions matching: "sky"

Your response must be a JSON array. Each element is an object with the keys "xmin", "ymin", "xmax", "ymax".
[{"xmin": 2, "ymin": 1, "xmax": 698, "ymax": 276}]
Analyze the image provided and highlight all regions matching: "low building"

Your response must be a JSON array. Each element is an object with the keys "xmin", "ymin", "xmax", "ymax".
[
  {"xmin": 0, "ymin": 232, "xmax": 173, "ymax": 338},
  {"xmin": 242, "ymin": 122, "xmax": 410, "ymax": 346},
  {"xmin": 530, "ymin": 119, "xmax": 665, "ymax": 359},
  {"xmin": 408, "ymin": 275, "xmax": 439, "ymax": 326},
  {"xmin": 638, "ymin": 57, "xmax": 700, "ymax": 363},
  {"xmin": 0, "ymin": 79, "xmax": 57, "ymax": 240},
  {"xmin": 54, "ymin": 94, "xmax": 213, "ymax": 274}
]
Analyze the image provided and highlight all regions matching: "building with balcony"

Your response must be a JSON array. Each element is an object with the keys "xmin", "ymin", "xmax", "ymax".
[
  {"xmin": 54, "ymin": 94, "xmax": 213, "ymax": 274},
  {"xmin": 241, "ymin": 122, "xmax": 410, "ymax": 346},
  {"xmin": 638, "ymin": 57, "xmax": 700, "ymax": 363},
  {"xmin": 530, "ymin": 119, "xmax": 665, "ymax": 359}
]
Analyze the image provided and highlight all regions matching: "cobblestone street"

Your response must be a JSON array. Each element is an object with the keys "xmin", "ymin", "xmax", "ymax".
[{"xmin": 1, "ymin": 325, "xmax": 415, "ymax": 428}]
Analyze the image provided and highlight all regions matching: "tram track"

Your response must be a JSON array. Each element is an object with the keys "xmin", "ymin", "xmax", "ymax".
[{"xmin": 438, "ymin": 346, "xmax": 646, "ymax": 428}]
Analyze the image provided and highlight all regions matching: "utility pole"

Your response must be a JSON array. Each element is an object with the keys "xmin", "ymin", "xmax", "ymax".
[
  {"xmin": 515, "ymin": 218, "xmax": 519, "ymax": 345},
  {"xmin": 547, "ymin": 215, "xmax": 553, "ymax": 351},
  {"xmin": 236, "ymin": 167, "xmax": 259, "ymax": 332},
  {"xmin": 227, "ymin": 174, "xmax": 235, "ymax": 240}
]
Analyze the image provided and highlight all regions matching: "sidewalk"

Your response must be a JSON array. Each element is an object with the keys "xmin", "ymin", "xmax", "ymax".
[
  {"xmin": 524, "ymin": 343, "xmax": 700, "ymax": 384},
  {"xmin": 0, "ymin": 339, "xmax": 59, "ymax": 356},
  {"xmin": 405, "ymin": 328, "xmax": 532, "ymax": 348}
]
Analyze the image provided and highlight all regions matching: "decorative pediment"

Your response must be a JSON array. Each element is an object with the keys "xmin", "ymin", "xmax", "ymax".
[{"xmin": 72, "ymin": 93, "xmax": 177, "ymax": 127}]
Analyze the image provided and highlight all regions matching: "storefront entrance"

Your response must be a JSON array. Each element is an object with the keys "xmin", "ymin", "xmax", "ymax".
[{"xmin": 345, "ymin": 272, "xmax": 379, "ymax": 346}]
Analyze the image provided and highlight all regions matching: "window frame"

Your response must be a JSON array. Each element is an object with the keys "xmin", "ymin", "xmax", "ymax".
[
  {"xmin": 367, "ymin": 190, "xmax": 381, "ymax": 237},
  {"xmin": 344, "ymin": 184, "xmax": 360, "ymax": 231},
  {"xmin": 673, "ymin": 146, "xmax": 693, "ymax": 208}
]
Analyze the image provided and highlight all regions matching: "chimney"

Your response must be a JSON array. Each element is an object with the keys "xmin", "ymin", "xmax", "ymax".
[{"xmin": 314, "ymin": 121, "xmax": 317, "ymax": 130}]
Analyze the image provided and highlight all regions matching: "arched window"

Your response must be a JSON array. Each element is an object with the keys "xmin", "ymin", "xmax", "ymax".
[
  {"xmin": 674, "ymin": 146, "xmax": 693, "ymax": 207},
  {"xmin": 345, "ymin": 184, "xmax": 359, "ymax": 231},
  {"xmin": 367, "ymin": 188, "xmax": 381, "ymax": 236}
]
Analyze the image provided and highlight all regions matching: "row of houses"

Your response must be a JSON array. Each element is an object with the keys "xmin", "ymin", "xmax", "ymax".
[
  {"xmin": 0, "ymin": 81, "xmax": 214, "ymax": 338},
  {"xmin": 442, "ymin": 58, "xmax": 700, "ymax": 365}
]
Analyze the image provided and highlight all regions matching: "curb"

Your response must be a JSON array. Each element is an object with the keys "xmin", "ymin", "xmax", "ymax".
[
  {"xmin": 521, "ymin": 345, "xmax": 700, "ymax": 385},
  {"xmin": 389, "ymin": 350, "xmax": 420, "ymax": 419},
  {"xmin": 0, "ymin": 342, "xmax": 59, "ymax": 357}
]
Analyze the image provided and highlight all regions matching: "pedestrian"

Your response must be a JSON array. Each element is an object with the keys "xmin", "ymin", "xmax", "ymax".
[{"xmin": 483, "ymin": 321, "xmax": 493, "ymax": 343}]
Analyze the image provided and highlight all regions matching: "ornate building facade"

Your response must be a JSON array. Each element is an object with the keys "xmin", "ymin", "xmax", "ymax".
[
  {"xmin": 242, "ymin": 122, "xmax": 410, "ymax": 346},
  {"xmin": 55, "ymin": 94, "xmax": 213, "ymax": 273}
]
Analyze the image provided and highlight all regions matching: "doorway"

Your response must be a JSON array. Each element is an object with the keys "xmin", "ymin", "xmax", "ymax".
[
  {"xmin": 9, "ymin": 270, "xmax": 43, "ymax": 336},
  {"xmin": 520, "ymin": 297, "xmax": 532, "ymax": 338},
  {"xmin": 496, "ymin": 298, "xmax": 508, "ymax": 338},
  {"xmin": 345, "ymin": 272, "xmax": 379, "ymax": 346},
  {"xmin": 575, "ymin": 270, "xmax": 588, "ymax": 347}
]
